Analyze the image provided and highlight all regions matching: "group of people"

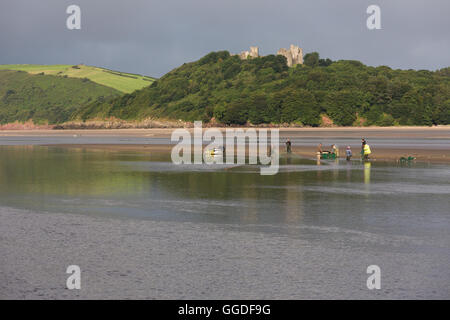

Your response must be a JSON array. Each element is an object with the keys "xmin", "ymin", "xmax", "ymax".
[
  {"xmin": 286, "ymin": 138, "xmax": 372, "ymax": 160},
  {"xmin": 317, "ymin": 139, "xmax": 371, "ymax": 160},
  {"xmin": 317, "ymin": 143, "xmax": 340, "ymax": 157}
]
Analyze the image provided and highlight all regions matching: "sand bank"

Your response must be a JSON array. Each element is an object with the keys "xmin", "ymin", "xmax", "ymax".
[
  {"xmin": 1, "ymin": 207, "xmax": 448, "ymax": 299},
  {"xmin": 44, "ymin": 143, "xmax": 450, "ymax": 164},
  {"xmin": 1, "ymin": 126, "xmax": 449, "ymax": 163},
  {"xmin": 0, "ymin": 126, "xmax": 449, "ymax": 138}
]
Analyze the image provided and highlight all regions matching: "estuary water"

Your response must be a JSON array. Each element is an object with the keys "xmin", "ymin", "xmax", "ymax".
[
  {"xmin": 1, "ymin": 145, "xmax": 449, "ymax": 235},
  {"xmin": 1, "ymin": 142, "xmax": 449, "ymax": 299}
]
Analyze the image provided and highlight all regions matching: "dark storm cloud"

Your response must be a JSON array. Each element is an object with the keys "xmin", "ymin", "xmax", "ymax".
[{"xmin": 0, "ymin": 0, "xmax": 449, "ymax": 77}]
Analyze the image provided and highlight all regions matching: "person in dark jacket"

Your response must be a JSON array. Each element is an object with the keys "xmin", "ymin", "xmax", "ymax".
[{"xmin": 286, "ymin": 139, "xmax": 292, "ymax": 153}]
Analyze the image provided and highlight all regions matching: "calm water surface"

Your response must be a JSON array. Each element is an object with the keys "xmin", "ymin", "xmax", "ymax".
[
  {"xmin": 1, "ymin": 144, "xmax": 450, "ymax": 298},
  {"xmin": 1, "ymin": 145, "xmax": 449, "ymax": 239}
]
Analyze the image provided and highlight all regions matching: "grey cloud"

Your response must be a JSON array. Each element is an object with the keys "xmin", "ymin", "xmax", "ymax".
[{"xmin": 0, "ymin": 0, "xmax": 449, "ymax": 77}]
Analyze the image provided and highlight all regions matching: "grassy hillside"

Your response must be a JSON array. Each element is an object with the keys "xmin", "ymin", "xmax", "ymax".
[
  {"xmin": 0, "ymin": 70, "xmax": 121, "ymax": 124},
  {"xmin": 0, "ymin": 64, "xmax": 155, "ymax": 93},
  {"xmin": 73, "ymin": 51, "xmax": 450, "ymax": 126}
]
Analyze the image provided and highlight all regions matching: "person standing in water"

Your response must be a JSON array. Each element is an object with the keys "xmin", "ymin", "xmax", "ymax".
[
  {"xmin": 286, "ymin": 139, "xmax": 292, "ymax": 153},
  {"xmin": 361, "ymin": 138, "xmax": 371, "ymax": 160},
  {"xmin": 361, "ymin": 138, "xmax": 366, "ymax": 159},
  {"xmin": 332, "ymin": 144, "xmax": 339, "ymax": 157},
  {"xmin": 363, "ymin": 143, "xmax": 372, "ymax": 160},
  {"xmin": 317, "ymin": 143, "xmax": 323, "ymax": 154},
  {"xmin": 316, "ymin": 143, "xmax": 323, "ymax": 163},
  {"xmin": 346, "ymin": 146, "xmax": 352, "ymax": 161}
]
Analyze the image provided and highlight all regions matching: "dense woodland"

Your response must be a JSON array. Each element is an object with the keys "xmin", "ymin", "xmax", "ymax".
[
  {"xmin": 74, "ymin": 51, "xmax": 450, "ymax": 126},
  {"xmin": 1, "ymin": 51, "xmax": 448, "ymax": 126}
]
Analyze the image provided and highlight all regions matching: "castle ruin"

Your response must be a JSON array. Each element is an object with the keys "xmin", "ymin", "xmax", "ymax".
[
  {"xmin": 277, "ymin": 45, "xmax": 303, "ymax": 67},
  {"xmin": 238, "ymin": 46, "xmax": 260, "ymax": 60},
  {"xmin": 235, "ymin": 44, "xmax": 303, "ymax": 67}
]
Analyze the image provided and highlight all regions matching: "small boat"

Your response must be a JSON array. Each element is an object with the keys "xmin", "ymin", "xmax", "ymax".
[
  {"xmin": 319, "ymin": 152, "xmax": 336, "ymax": 160},
  {"xmin": 399, "ymin": 156, "xmax": 416, "ymax": 162},
  {"xmin": 205, "ymin": 147, "xmax": 223, "ymax": 156}
]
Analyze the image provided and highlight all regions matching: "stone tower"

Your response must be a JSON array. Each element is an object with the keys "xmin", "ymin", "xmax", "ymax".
[
  {"xmin": 289, "ymin": 44, "xmax": 303, "ymax": 65},
  {"xmin": 238, "ymin": 46, "xmax": 260, "ymax": 60},
  {"xmin": 277, "ymin": 44, "xmax": 303, "ymax": 67},
  {"xmin": 249, "ymin": 46, "xmax": 259, "ymax": 58}
]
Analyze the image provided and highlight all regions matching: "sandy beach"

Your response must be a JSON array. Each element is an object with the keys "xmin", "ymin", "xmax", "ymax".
[{"xmin": 1, "ymin": 126, "xmax": 449, "ymax": 138}]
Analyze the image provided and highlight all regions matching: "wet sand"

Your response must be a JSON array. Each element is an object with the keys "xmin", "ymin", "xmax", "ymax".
[
  {"xmin": 1, "ymin": 126, "xmax": 450, "ymax": 138},
  {"xmin": 291, "ymin": 146, "xmax": 450, "ymax": 163},
  {"xmin": 47, "ymin": 143, "xmax": 450, "ymax": 163},
  {"xmin": 2, "ymin": 207, "xmax": 448, "ymax": 299},
  {"xmin": 1, "ymin": 126, "xmax": 449, "ymax": 163}
]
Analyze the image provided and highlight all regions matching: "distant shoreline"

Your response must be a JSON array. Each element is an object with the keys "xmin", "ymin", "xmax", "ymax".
[
  {"xmin": 1, "ymin": 119, "xmax": 450, "ymax": 132},
  {"xmin": 1, "ymin": 125, "xmax": 449, "ymax": 133},
  {"xmin": 1, "ymin": 127, "xmax": 449, "ymax": 163}
]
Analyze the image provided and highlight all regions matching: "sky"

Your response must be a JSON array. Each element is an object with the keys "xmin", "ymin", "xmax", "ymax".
[{"xmin": 0, "ymin": 0, "xmax": 449, "ymax": 78}]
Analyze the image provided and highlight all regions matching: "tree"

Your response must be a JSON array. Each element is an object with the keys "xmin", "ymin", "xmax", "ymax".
[
  {"xmin": 248, "ymin": 94, "xmax": 268, "ymax": 125},
  {"xmin": 319, "ymin": 58, "xmax": 333, "ymax": 67},
  {"xmin": 221, "ymin": 101, "xmax": 248, "ymax": 125},
  {"xmin": 432, "ymin": 100, "xmax": 450, "ymax": 125},
  {"xmin": 222, "ymin": 56, "xmax": 241, "ymax": 79},
  {"xmin": 304, "ymin": 52, "xmax": 319, "ymax": 67},
  {"xmin": 213, "ymin": 105, "xmax": 226, "ymax": 122},
  {"xmin": 280, "ymin": 89, "xmax": 320, "ymax": 126},
  {"xmin": 324, "ymin": 91, "xmax": 358, "ymax": 126}
]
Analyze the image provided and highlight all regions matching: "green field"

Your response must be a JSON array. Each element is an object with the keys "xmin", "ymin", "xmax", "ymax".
[
  {"xmin": 0, "ymin": 64, "xmax": 155, "ymax": 93},
  {"xmin": 0, "ymin": 69, "xmax": 121, "ymax": 124}
]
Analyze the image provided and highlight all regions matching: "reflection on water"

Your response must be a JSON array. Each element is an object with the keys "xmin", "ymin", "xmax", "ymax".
[
  {"xmin": 364, "ymin": 162, "xmax": 371, "ymax": 185},
  {"xmin": 2, "ymin": 144, "xmax": 449, "ymax": 299},
  {"xmin": 0, "ymin": 145, "xmax": 449, "ymax": 240}
]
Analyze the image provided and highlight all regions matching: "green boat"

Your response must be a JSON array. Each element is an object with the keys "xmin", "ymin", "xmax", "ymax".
[
  {"xmin": 320, "ymin": 152, "xmax": 336, "ymax": 160},
  {"xmin": 399, "ymin": 156, "xmax": 416, "ymax": 162}
]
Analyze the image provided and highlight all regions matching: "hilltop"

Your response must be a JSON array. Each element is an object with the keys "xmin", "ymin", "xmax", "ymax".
[
  {"xmin": 0, "ymin": 64, "xmax": 155, "ymax": 94},
  {"xmin": 73, "ymin": 51, "xmax": 450, "ymax": 126},
  {"xmin": 1, "ymin": 53, "xmax": 448, "ymax": 127},
  {"xmin": 0, "ymin": 70, "xmax": 121, "ymax": 124}
]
